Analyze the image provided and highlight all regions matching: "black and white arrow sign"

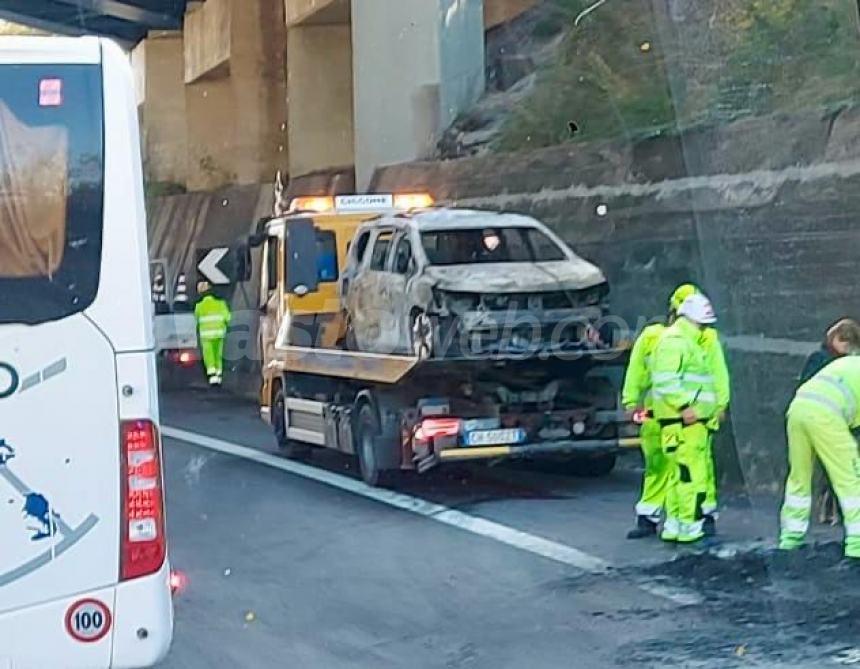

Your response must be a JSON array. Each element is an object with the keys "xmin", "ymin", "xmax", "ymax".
[{"xmin": 197, "ymin": 248, "xmax": 231, "ymax": 285}]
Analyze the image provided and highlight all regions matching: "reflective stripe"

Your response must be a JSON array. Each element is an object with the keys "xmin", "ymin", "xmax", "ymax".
[
  {"xmin": 679, "ymin": 519, "xmax": 704, "ymax": 540},
  {"xmin": 796, "ymin": 391, "xmax": 851, "ymax": 422},
  {"xmin": 635, "ymin": 503, "xmax": 662, "ymax": 519},
  {"xmin": 817, "ymin": 375, "xmax": 857, "ymax": 422},
  {"xmin": 842, "ymin": 497, "xmax": 860, "ymax": 512},
  {"xmin": 783, "ymin": 493, "xmax": 812, "ymax": 509},
  {"xmin": 651, "ymin": 387, "xmax": 684, "ymax": 397},
  {"xmin": 696, "ymin": 391, "xmax": 717, "ymax": 402},
  {"xmin": 198, "ymin": 315, "xmax": 227, "ymax": 323},
  {"xmin": 663, "ymin": 517, "xmax": 680, "ymax": 534},
  {"xmin": 684, "ymin": 373, "xmax": 714, "ymax": 384},
  {"xmin": 781, "ymin": 517, "xmax": 809, "ymax": 533},
  {"xmin": 199, "ymin": 330, "xmax": 226, "ymax": 338},
  {"xmin": 846, "ymin": 522, "xmax": 860, "ymax": 536},
  {"xmin": 701, "ymin": 504, "xmax": 719, "ymax": 518},
  {"xmin": 652, "ymin": 372, "xmax": 682, "ymax": 383}
]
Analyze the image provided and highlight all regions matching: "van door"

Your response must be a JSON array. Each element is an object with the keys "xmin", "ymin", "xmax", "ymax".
[
  {"xmin": 0, "ymin": 61, "xmax": 121, "ymax": 617},
  {"xmin": 383, "ymin": 231, "xmax": 415, "ymax": 354}
]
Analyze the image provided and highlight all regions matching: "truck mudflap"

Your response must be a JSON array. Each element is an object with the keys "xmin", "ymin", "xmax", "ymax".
[{"xmin": 437, "ymin": 437, "xmax": 641, "ymax": 463}]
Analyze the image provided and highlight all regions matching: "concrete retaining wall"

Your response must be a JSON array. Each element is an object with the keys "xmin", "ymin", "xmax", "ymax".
[
  {"xmin": 148, "ymin": 184, "xmax": 272, "ymax": 399},
  {"xmin": 373, "ymin": 106, "xmax": 860, "ymax": 491}
]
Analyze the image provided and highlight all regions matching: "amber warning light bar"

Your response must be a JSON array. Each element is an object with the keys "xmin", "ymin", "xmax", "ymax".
[{"xmin": 288, "ymin": 193, "xmax": 433, "ymax": 214}]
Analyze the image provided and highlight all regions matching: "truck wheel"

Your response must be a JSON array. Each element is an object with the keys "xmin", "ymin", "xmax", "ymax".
[
  {"xmin": 356, "ymin": 403, "xmax": 396, "ymax": 487},
  {"xmin": 273, "ymin": 389, "xmax": 311, "ymax": 460},
  {"xmin": 565, "ymin": 454, "xmax": 617, "ymax": 478}
]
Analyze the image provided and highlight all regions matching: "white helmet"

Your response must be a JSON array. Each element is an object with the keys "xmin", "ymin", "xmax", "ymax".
[{"xmin": 677, "ymin": 293, "xmax": 717, "ymax": 325}]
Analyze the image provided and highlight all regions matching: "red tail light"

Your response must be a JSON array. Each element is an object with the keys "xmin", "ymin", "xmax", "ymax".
[
  {"xmin": 120, "ymin": 420, "xmax": 166, "ymax": 581},
  {"xmin": 167, "ymin": 349, "xmax": 199, "ymax": 368},
  {"xmin": 415, "ymin": 417, "xmax": 462, "ymax": 441}
]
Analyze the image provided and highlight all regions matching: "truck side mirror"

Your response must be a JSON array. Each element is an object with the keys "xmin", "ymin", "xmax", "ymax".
[
  {"xmin": 235, "ymin": 243, "xmax": 253, "ymax": 283},
  {"xmin": 285, "ymin": 218, "xmax": 320, "ymax": 296}
]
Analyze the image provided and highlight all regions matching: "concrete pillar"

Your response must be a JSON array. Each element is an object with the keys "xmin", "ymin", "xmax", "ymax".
[
  {"xmin": 287, "ymin": 24, "xmax": 355, "ymax": 178},
  {"xmin": 351, "ymin": 0, "xmax": 485, "ymax": 190},
  {"xmin": 132, "ymin": 32, "xmax": 188, "ymax": 186},
  {"xmin": 230, "ymin": 0, "xmax": 289, "ymax": 186},
  {"xmin": 183, "ymin": 0, "xmax": 288, "ymax": 192}
]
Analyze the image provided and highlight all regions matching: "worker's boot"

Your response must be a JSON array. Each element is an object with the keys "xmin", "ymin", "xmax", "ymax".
[
  {"xmin": 626, "ymin": 515, "xmax": 658, "ymax": 539},
  {"xmin": 703, "ymin": 515, "xmax": 717, "ymax": 537}
]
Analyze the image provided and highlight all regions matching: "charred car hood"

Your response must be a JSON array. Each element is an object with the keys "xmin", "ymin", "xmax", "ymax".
[{"xmin": 422, "ymin": 260, "xmax": 606, "ymax": 294}]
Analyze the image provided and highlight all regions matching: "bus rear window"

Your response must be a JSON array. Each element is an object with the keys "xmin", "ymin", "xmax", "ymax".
[{"xmin": 0, "ymin": 64, "xmax": 104, "ymax": 325}]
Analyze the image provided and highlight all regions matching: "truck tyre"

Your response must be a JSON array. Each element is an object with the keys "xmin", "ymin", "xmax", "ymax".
[
  {"xmin": 273, "ymin": 388, "xmax": 311, "ymax": 460},
  {"xmin": 566, "ymin": 453, "xmax": 617, "ymax": 478},
  {"xmin": 356, "ymin": 403, "xmax": 396, "ymax": 487}
]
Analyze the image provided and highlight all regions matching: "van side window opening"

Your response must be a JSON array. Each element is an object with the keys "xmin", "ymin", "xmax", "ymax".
[
  {"xmin": 316, "ymin": 230, "xmax": 338, "ymax": 282},
  {"xmin": 393, "ymin": 235, "xmax": 413, "ymax": 274},
  {"xmin": 354, "ymin": 231, "xmax": 371, "ymax": 264},
  {"xmin": 370, "ymin": 231, "xmax": 393, "ymax": 271}
]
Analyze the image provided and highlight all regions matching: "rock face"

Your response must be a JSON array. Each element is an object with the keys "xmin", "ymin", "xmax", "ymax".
[{"xmin": 373, "ymin": 106, "xmax": 860, "ymax": 490}]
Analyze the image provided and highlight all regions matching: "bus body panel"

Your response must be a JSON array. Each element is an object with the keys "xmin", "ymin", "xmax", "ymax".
[
  {"xmin": 0, "ymin": 317, "xmax": 120, "ymax": 613},
  {"xmin": 0, "ymin": 582, "xmax": 115, "ymax": 669},
  {"xmin": 0, "ymin": 37, "xmax": 172, "ymax": 667},
  {"xmin": 85, "ymin": 39, "xmax": 154, "ymax": 353}
]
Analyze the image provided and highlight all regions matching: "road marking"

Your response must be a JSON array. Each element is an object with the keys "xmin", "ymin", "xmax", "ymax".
[{"xmin": 162, "ymin": 426, "xmax": 700, "ymax": 605}]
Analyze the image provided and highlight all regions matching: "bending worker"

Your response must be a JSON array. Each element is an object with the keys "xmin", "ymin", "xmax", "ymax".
[
  {"xmin": 622, "ymin": 283, "xmax": 698, "ymax": 539},
  {"xmin": 650, "ymin": 293, "xmax": 719, "ymax": 544},
  {"xmin": 779, "ymin": 320, "xmax": 860, "ymax": 558},
  {"xmin": 194, "ymin": 281, "xmax": 232, "ymax": 387}
]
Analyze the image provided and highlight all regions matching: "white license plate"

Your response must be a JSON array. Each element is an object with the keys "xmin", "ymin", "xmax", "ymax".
[{"xmin": 464, "ymin": 428, "xmax": 526, "ymax": 447}]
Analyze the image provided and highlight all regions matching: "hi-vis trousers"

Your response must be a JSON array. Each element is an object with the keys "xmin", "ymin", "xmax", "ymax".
[{"xmin": 780, "ymin": 399, "xmax": 860, "ymax": 558}]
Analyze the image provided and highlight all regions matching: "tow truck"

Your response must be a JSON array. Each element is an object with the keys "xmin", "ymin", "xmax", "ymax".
[{"xmin": 249, "ymin": 193, "xmax": 640, "ymax": 485}]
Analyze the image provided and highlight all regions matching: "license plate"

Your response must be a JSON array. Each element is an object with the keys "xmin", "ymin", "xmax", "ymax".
[{"xmin": 464, "ymin": 428, "xmax": 526, "ymax": 447}]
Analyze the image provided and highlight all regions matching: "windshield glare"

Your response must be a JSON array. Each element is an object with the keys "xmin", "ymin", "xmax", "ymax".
[{"xmin": 421, "ymin": 227, "xmax": 567, "ymax": 265}]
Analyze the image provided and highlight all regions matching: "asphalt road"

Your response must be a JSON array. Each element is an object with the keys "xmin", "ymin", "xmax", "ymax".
[{"xmin": 157, "ymin": 389, "xmax": 855, "ymax": 669}]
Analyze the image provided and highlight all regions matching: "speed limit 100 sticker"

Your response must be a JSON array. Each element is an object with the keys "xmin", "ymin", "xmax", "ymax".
[{"xmin": 65, "ymin": 599, "xmax": 112, "ymax": 643}]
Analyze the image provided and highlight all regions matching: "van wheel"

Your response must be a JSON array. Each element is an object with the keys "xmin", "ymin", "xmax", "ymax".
[
  {"xmin": 356, "ymin": 404, "xmax": 396, "ymax": 487},
  {"xmin": 273, "ymin": 389, "xmax": 311, "ymax": 460},
  {"xmin": 410, "ymin": 311, "xmax": 435, "ymax": 360}
]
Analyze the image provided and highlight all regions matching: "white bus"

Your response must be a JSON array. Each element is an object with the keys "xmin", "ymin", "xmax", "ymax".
[{"xmin": 0, "ymin": 37, "xmax": 173, "ymax": 667}]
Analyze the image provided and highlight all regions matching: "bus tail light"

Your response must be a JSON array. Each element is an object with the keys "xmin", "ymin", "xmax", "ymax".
[{"xmin": 120, "ymin": 420, "xmax": 166, "ymax": 581}]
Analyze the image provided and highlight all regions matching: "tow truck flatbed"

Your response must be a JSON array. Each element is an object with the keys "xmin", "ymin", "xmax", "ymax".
[{"xmin": 270, "ymin": 344, "xmax": 632, "ymax": 385}]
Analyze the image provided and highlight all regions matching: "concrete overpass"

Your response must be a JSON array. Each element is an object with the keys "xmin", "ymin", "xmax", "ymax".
[
  {"xmin": 3, "ymin": 0, "xmax": 538, "ymax": 192},
  {"xmin": 0, "ymin": 1, "xmax": 186, "ymax": 46}
]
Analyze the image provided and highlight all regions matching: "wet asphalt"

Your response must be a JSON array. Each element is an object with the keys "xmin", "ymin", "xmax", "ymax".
[{"xmin": 157, "ymin": 389, "xmax": 853, "ymax": 669}]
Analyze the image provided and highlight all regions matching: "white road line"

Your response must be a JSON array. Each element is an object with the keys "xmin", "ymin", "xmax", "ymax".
[{"xmin": 162, "ymin": 426, "xmax": 699, "ymax": 605}]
